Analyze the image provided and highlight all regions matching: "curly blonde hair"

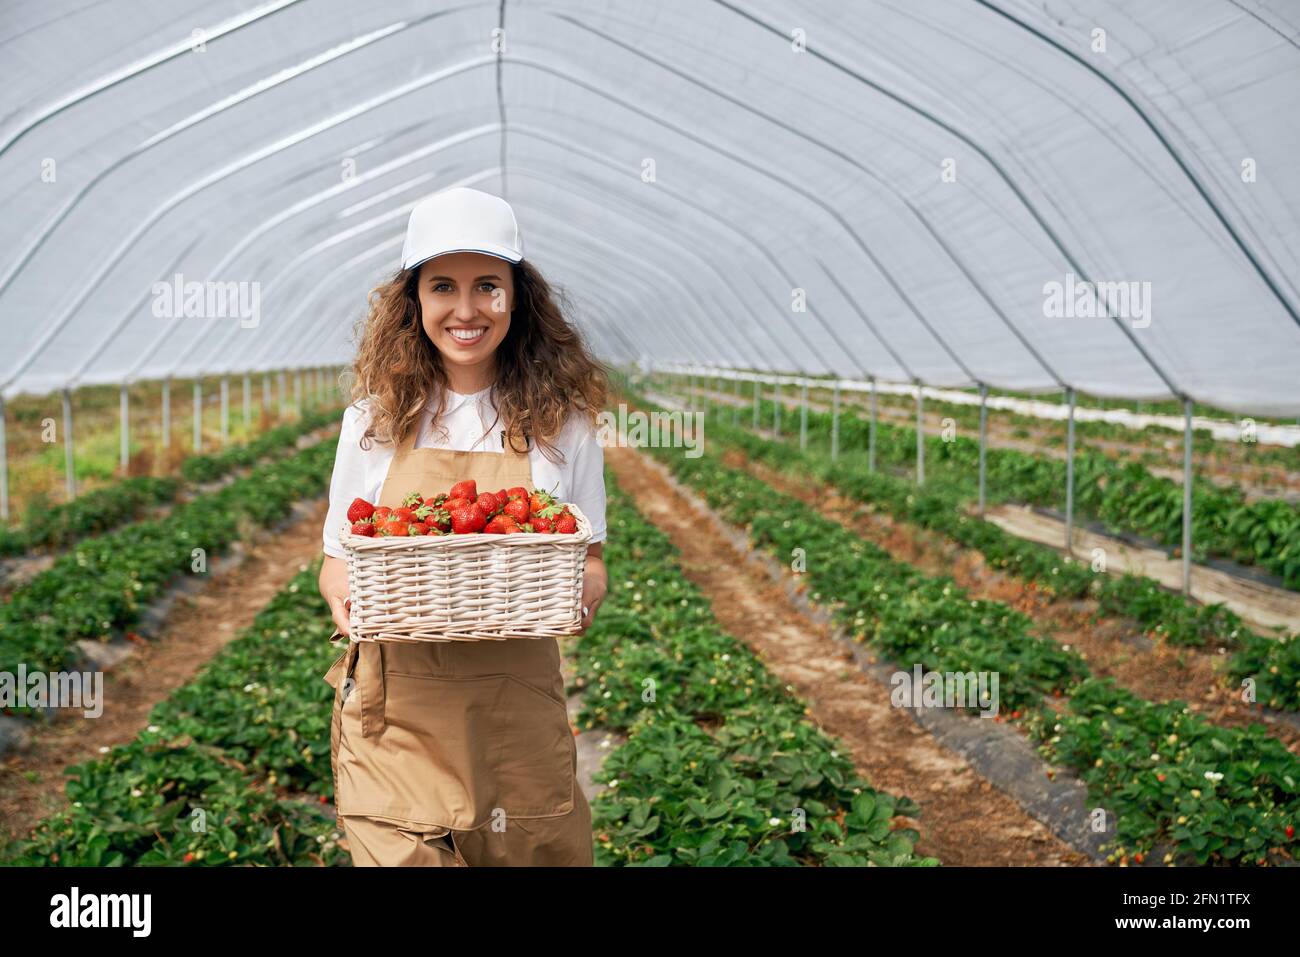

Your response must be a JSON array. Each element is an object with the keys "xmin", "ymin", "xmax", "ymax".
[{"xmin": 347, "ymin": 259, "xmax": 609, "ymax": 464}]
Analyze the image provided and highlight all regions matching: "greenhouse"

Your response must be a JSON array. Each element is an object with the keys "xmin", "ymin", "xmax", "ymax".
[{"xmin": 1, "ymin": 0, "xmax": 1298, "ymax": 907}]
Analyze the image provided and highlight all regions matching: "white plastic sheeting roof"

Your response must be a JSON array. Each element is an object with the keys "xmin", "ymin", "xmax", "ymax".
[{"xmin": 2, "ymin": 0, "xmax": 1298, "ymax": 414}]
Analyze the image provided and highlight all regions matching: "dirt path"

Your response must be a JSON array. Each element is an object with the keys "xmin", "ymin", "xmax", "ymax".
[
  {"xmin": 605, "ymin": 445, "xmax": 1089, "ymax": 866},
  {"xmin": 982, "ymin": 504, "xmax": 1300, "ymax": 634},
  {"xmin": 0, "ymin": 498, "xmax": 332, "ymax": 847},
  {"xmin": 716, "ymin": 445, "xmax": 1300, "ymax": 755}
]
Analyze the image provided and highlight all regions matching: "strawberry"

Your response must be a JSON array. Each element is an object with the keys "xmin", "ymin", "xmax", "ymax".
[
  {"xmin": 554, "ymin": 511, "xmax": 577, "ymax": 534},
  {"xmin": 529, "ymin": 491, "xmax": 555, "ymax": 514},
  {"xmin": 507, "ymin": 486, "xmax": 528, "ymax": 501},
  {"xmin": 449, "ymin": 479, "xmax": 477, "ymax": 501},
  {"xmin": 379, "ymin": 520, "xmax": 409, "ymax": 536},
  {"xmin": 442, "ymin": 497, "xmax": 471, "ymax": 513},
  {"xmin": 392, "ymin": 506, "xmax": 418, "ymax": 523},
  {"xmin": 1287, "ymin": 825, "xmax": 1295, "ymax": 840},
  {"xmin": 496, "ymin": 488, "xmax": 508, "ymax": 501},
  {"xmin": 450, "ymin": 504, "xmax": 487, "ymax": 534},
  {"xmin": 350, "ymin": 521, "xmax": 376, "ymax": 537},
  {"xmin": 476, "ymin": 492, "xmax": 502, "ymax": 515},
  {"xmin": 423, "ymin": 506, "xmax": 452, "ymax": 531},
  {"xmin": 484, "ymin": 514, "xmax": 519, "ymax": 534},
  {"xmin": 401, "ymin": 491, "xmax": 424, "ymax": 508},
  {"xmin": 347, "ymin": 498, "xmax": 375, "ymax": 522},
  {"xmin": 530, "ymin": 515, "xmax": 554, "ymax": 534},
  {"xmin": 373, "ymin": 506, "xmax": 393, "ymax": 522},
  {"xmin": 408, "ymin": 522, "xmax": 429, "ymax": 535},
  {"xmin": 504, "ymin": 499, "xmax": 530, "ymax": 524},
  {"xmin": 423, "ymin": 494, "xmax": 447, "ymax": 508}
]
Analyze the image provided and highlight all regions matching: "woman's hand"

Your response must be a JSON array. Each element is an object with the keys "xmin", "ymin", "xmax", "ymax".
[
  {"xmin": 319, "ymin": 555, "xmax": 351, "ymax": 638},
  {"xmin": 578, "ymin": 543, "xmax": 607, "ymax": 634}
]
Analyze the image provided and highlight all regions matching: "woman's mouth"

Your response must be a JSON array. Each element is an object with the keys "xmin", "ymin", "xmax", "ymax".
[{"xmin": 446, "ymin": 326, "xmax": 487, "ymax": 346}]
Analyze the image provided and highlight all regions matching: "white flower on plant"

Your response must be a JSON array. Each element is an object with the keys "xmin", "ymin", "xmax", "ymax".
[
  {"xmin": 147, "ymin": 725, "xmax": 160, "ymax": 733},
  {"xmin": 1204, "ymin": 770, "xmax": 1224, "ymax": 782},
  {"xmin": 131, "ymin": 789, "xmax": 143, "ymax": 797},
  {"xmin": 768, "ymin": 817, "xmax": 781, "ymax": 827}
]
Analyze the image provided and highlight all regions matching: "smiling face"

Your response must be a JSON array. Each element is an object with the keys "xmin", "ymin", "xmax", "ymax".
[{"xmin": 416, "ymin": 251, "xmax": 515, "ymax": 386}]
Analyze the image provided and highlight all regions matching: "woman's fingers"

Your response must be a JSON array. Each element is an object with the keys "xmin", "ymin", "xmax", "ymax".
[{"xmin": 328, "ymin": 595, "xmax": 351, "ymax": 637}]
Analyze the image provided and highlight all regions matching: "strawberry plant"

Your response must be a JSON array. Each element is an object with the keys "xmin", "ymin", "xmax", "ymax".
[
  {"xmin": 1, "ymin": 564, "xmax": 346, "ymax": 866},
  {"xmin": 579, "ymin": 470, "xmax": 937, "ymax": 866},
  {"xmin": 0, "ymin": 437, "xmax": 339, "ymax": 703}
]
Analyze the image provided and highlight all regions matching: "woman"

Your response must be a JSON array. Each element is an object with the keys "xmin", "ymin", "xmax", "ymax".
[{"xmin": 317, "ymin": 186, "xmax": 608, "ymax": 867}]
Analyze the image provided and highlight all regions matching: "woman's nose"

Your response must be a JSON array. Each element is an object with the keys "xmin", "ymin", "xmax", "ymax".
[{"xmin": 453, "ymin": 293, "xmax": 478, "ymax": 320}]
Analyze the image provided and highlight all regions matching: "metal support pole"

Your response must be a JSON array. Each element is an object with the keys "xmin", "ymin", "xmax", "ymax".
[
  {"xmin": 831, "ymin": 379, "xmax": 840, "ymax": 462},
  {"xmin": 220, "ymin": 376, "xmax": 229, "ymax": 444},
  {"xmin": 978, "ymin": 383, "xmax": 988, "ymax": 517},
  {"xmin": 1065, "ymin": 387, "xmax": 1076, "ymax": 555},
  {"xmin": 915, "ymin": 380, "xmax": 925, "ymax": 485},
  {"xmin": 688, "ymin": 373, "xmax": 694, "ymax": 411},
  {"xmin": 162, "ymin": 378, "xmax": 170, "ymax": 450},
  {"xmin": 119, "ymin": 383, "xmax": 130, "ymax": 474},
  {"xmin": 752, "ymin": 375, "xmax": 760, "ymax": 429},
  {"xmin": 0, "ymin": 397, "xmax": 8, "ymax": 520},
  {"xmin": 799, "ymin": 377, "xmax": 809, "ymax": 450},
  {"xmin": 243, "ymin": 373, "xmax": 251, "ymax": 430},
  {"xmin": 193, "ymin": 380, "xmax": 202, "ymax": 452},
  {"xmin": 1183, "ymin": 397, "xmax": 1193, "ymax": 596},
  {"xmin": 263, "ymin": 373, "xmax": 271, "ymax": 420},
  {"xmin": 62, "ymin": 388, "xmax": 75, "ymax": 501},
  {"xmin": 277, "ymin": 370, "xmax": 287, "ymax": 418},
  {"xmin": 731, "ymin": 373, "xmax": 739, "ymax": 427},
  {"xmin": 294, "ymin": 369, "xmax": 303, "ymax": 415},
  {"xmin": 773, "ymin": 380, "xmax": 782, "ymax": 437},
  {"xmin": 868, "ymin": 376, "xmax": 877, "ymax": 473}
]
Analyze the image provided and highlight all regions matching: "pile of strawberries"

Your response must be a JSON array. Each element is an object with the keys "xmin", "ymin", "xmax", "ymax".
[{"xmin": 346, "ymin": 479, "xmax": 579, "ymax": 537}]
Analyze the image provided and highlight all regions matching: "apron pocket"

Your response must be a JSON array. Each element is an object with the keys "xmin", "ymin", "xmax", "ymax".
[{"xmin": 369, "ymin": 671, "xmax": 575, "ymax": 827}]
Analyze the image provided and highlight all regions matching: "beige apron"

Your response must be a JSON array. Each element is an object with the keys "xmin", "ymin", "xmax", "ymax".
[{"xmin": 323, "ymin": 424, "xmax": 593, "ymax": 867}]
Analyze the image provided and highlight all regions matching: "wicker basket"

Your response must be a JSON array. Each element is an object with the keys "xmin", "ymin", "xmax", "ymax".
[{"xmin": 339, "ymin": 505, "xmax": 593, "ymax": 642}]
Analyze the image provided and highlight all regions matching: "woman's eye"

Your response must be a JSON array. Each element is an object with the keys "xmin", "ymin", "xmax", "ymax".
[
  {"xmin": 433, "ymin": 282, "xmax": 452, "ymax": 293},
  {"xmin": 477, "ymin": 282, "xmax": 497, "ymax": 293}
]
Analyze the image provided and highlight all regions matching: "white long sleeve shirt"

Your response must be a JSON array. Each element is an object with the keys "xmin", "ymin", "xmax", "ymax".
[{"xmin": 322, "ymin": 385, "xmax": 607, "ymax": 559}]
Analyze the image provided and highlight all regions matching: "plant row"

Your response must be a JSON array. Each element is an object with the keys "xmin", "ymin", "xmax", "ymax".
[
  {"xmin": 633, "ymin": 406, "xmax": 1299, "ymax": 865},
  {"xmin": 0, "ymin": 435, "xmax": 339, "ymax": 700},
  {"xmin": 688, "ymin": 374, "xmax": 1300, "ymax": 470},
  {"xmin": 1, "ymin": 563, "xmax": 346, "ymax": 866},
  {"xmin": 575, "ymin": 467, "xmax": 938, "ymax": 866},
  {"xmin": 737, "ymin": 392, "xmax": 1300, "ymax": 590},
  {"xmin": 694, "ymin": 406, "xmax": 1300, "ymax": 712},
  {"xmin": 0, "ymin": 406, "xmax": 342, "ymax": 557}
]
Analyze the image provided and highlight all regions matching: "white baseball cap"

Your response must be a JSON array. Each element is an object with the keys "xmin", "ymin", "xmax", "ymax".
[{"xmin": 401, "ymin": 186, "xmax": 524, "ymax": 271}]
